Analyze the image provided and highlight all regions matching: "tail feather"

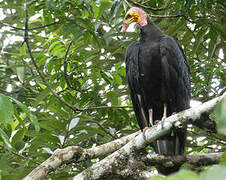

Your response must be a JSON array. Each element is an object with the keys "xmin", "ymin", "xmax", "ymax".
[{"xmin": 154, "ymin": 130, "xmax": 186, "ymax": 175}]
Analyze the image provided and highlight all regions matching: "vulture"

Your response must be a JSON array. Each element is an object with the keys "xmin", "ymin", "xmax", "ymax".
[{"xmin": 123, "ymin": 7, "xmax": 191, "ymax": 175}]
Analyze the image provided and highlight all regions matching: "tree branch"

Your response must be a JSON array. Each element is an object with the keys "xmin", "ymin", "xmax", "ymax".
[
  {"xmin": 127, "ymin": 0, "xmax": 168, "ymax": 11},
  {"xmin": 72, "ymin": 93, "xmax": 225, "ymax": 180},
  {"xmin": 0, "ymin": 21, "xmax": 59, "ymax": 31},
  {"xmin": 83, "ymin": 105, "xmax": 133, "ymax": 110},
  {"xmin": 117, "ymin": 152, "xmax": 223, "ymax": 179},
  {"xmin": 23, "ymin": 132, "xmax": 139, "ymax": 180},
  {"xmin": 141, "ymin": 152, "xmax": 223, "ymax": 168},
  {"xmin": 63, "ymin": 40, "xmax": 73, "ymax": 89}
]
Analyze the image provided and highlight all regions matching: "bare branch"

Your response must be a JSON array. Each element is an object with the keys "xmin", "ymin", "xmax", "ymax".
[
  {"xmin": 83, "ymin": 105, "xmax": 133, "ymax": 110},
  {"xmin": 141, "ymin": 152, "xmax": 222, "ymax": 168},
  {"xmin": 0, "ymin": 21, "xmax": 25, "ymax": 30},
  {"xmin": 29, "ymin": 22, "xmax": 60, "ymax": 30},
  {"xmin": 23, "ymin": 132, "xmax": 139, "ymax": 180},
  {"xmin": 63, "ymin": 40, "xmax": 73, "ymax": 89},
  {"xmin": 127, "ymin": 0, "xmax": 168, "ymax": 11},
  {"xmin": 118, "ymin": 152, "xmax": 223, "ymax": 179},
  {"xmin": 0, "ymin": 21, "xmax": 59, "ymax": 31}
]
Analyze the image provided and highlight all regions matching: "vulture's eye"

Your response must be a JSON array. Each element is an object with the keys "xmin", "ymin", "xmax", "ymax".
[{"xmin": 125, "ymin": 14, "xmax": 132, "ymax": 19}]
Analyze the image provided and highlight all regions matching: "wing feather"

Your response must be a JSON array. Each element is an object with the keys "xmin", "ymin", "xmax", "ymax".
[
  {"xmin": 125, "ymin": 42, "xmax": 149, "ymax": 130},
  {"xmin": 160, "ymin": 36, "xmax": 191, "ymax": 111}
]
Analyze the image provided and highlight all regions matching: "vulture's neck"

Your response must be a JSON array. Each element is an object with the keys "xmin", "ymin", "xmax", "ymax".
[{"xmin": 139, "ymin": 18, "xmax": 164, "ymax": 42}]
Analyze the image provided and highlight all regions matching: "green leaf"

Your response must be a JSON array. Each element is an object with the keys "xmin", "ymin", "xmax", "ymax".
[
  {"xmin": 208, "ymin": 38, "xmax": 217, "ymax": 58},
  {"xmin": 198, "ymin": 165, "xmax": 226, "ymax": 180},
  {"xmin": 215, "ymin": 97, "xmax": 226, "ymax": 135},
  {"xmin": 109, "ymin": 0, "xmax": 123, "ymax": 21},
  {"xmin": 0, "ymin": 93, "xmax": 14, "ymax": 123},
  {"xmin": 98, "ymin": 1, "xmax": 112, "ymax": 18},
  {"xmin": 34, "ymin": 88, "xmax": 50, "ymax": 107},
  {"xmin": 16, "ymin": 66, "xmax": 25, "ymax": 82},
  {"xmin": 151, "ymin": 175, "xmax": 165, "ymax": 180},
  {"xmin": 68, "ymin": 117, "xmax": 80, "ymax": 131},
  {"xmin": 11, "ymin": 129, "xmax": 24, "ymax": 150},
  {"xmin": 48, "ymin": 41, "xmax": 61, "ymax": 53},
  {"xmin": 219, "ymin": 151, "xmax": 226, "ymax": 165},
  {"xmin": 20, "ymin": 43, "xmax": 26, "ymax": 56},
  {"xmin": 166, "ymin": 18, "xmax": 186, "ymax": 36},
  {"xmin": 9, "ymin": 97, "xmax": 40, "ymax": 132},
  {"xmin": 167, "ymin": 169, "xmax": 197, "ymax": 180},
  {"xmin": 100, "ymin": 71, "xmax": 112, "ymax": 84},
  {"xmin": 107, "ymin": 91, "xmax": 118, "ymax": 105},
  {"xmin": 0, "ymin": 127, "xmax": 12, "ymax": 149},
  {"xmin": 192, "ymin": 27, "xmax": 207, "ymax": 55},
  {"xmin": 215, "ymin": 23, "xmax": 226, "ymax": 40}
]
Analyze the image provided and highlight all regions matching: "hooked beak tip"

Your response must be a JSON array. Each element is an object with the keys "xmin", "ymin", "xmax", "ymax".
[{"xmin": 122, "ymin": 23, "xmax": 128, "ymax": 32}]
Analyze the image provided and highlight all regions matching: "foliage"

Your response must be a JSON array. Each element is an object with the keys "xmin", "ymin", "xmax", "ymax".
[
  {"xmin": 0, "ymin": 0, "xmax": 225, "ymax": 179},
  {"xmin": 215, "ymin": 97, "xmax": 226, "ymax": 135}
]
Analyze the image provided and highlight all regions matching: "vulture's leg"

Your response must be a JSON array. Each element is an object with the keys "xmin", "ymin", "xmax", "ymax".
[
  {"xmin": 148, "ymin": 108, "xmax": 153, "ymax": 126},
  {"xmin": 142, "ymin": 108, "xmax": 153, "ymax": 141},
  {"xmin": 161, "ymin": 103, "xmax": 167, "ymax": 127}
]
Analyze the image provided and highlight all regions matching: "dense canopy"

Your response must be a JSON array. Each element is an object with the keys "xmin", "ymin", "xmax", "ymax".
[{"xmin": 0, "ymin": 0, "xmax": 225, "ymax": 179}]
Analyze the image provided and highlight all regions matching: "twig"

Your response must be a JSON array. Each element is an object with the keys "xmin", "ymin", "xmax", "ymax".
[
  {"xmin": 127, "ymin": 0, "xmax": 168, "ymax": 11},
  {"xmin": 23, "ymin": 3, "xmax": 82, "ymax": 112},
  {"xmin": 149, "ymin": 13, "xmax": 216, "ymax": 23},
  {"xmin": 0, "ymin": 145, "xmax": 40, "ymax": 166},
  {"xmin": 83, "ymin": 105, "xmax": 133, "ymax": 110},
  {"xmin": 85, "ymin": 119, "xmax": 117, "ymax": 139},
  {"xmin": 188, "ymin": 129, "xmax": 226, "ymax": 146},
  {"xmin": 0, "ymin": 21, "xmax": 59, "ymax": 31},
  {"xmin": 29, "ymin": 22, "xmax": 60, "ymax": 30},
  {"xmin": 11, "ymin": 151, "xmax": 41, "ymax": 166},
  {"xmin": 0, "ymin": 21, "xmax": 25, "ymax": 30},
  {"xmin": 63, "ymin": 40, "xmax": 73, "ymax": 89}
]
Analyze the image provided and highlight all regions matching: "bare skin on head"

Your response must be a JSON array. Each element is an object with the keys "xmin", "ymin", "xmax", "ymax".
[{"xmin": 123, "ymin": 7, "xmax": 147, "ymax": 32}]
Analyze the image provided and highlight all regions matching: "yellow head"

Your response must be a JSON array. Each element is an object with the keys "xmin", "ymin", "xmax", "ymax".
[{"xmin": 123, "ymin": 7, "xmax": 148, "ymax": 32}]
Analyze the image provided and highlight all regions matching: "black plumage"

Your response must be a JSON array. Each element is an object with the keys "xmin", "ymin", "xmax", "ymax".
[{"xmin": 125, "ymin": 14, "xmax": 190, "ymax": 174}]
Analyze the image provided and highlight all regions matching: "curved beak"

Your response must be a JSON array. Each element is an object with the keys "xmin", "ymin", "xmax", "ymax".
[{"xmin": 123, "ymin": 17, "xmax": 135, "ymax": 32}]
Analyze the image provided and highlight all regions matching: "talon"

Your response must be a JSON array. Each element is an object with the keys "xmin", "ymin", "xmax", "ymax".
[
  {"xmin": 148, "ymin": 109, "xmax": 153, "ymax": 126},
  {"xmin": 161, "ymin": 103, "xmax": 167, "ymax": 128},
  {"xmin": 161, "ymin": 116, "xmax": 166, "ymax": 128},
  {"xmin": 154, "ymin": 120, "xmax": 160, "ymax": 125},
  {"xmin": 142, "ymin": 127, "xmax": 149, "ymax": 141}
]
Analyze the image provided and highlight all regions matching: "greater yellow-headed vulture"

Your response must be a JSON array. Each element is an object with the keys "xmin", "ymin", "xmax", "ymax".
[{"xmin": 123, "ymin": 7, "xmax": 191, "ymax": 175}]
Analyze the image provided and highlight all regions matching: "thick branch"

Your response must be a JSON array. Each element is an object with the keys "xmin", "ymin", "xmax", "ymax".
[
  {"xmin": 73, "ymin": 93, "xmax": 225, "ymax": 180},
  {"xmin": 117, "ymin": 152, "xmax": 222, "ymax": 179},
  {"xmin": 142, "ymin": 152, "xmax": 223, "ymax": 167},
  {"xmin": 23, "ymin": 132, "xmax": 139, "ymax": 180}
]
